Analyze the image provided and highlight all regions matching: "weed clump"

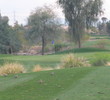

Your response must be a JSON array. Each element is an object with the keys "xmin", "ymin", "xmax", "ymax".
[
  {"xmin": 95, "ymin": 40, "xmax": 109, "ymax": 49},
  {"xmin": 0, "ymin": 63, "xmax": 25, "ymax": 76},
  {"xmin": 60, "ymin": 53, "xmax": 90, "ymax": 68},
  {"xmin": 91, "ymin": 53, "xmax": 110, "ymax": 66}
]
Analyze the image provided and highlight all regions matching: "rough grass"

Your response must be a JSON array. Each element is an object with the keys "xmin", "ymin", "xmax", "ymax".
[
  {"xmin": 0, "ymin": 55, "xmax": 61, "ymax": 71},
  {"xmin": 60, "ymin": 53, "xmax": 90, "ymax": 68},
  {"xmin": 0, "ymin": 47, "xmax": 110, "ymax": 72},
  {"xmin": 0, "ymin": 63, "xmax": 25, "ymax": 75},
  {"xmin": 0, "ymin": 67, "xmax": 110, "ymax": 100},
  {"xmin": 0, "ymin": 45, "xmax": 110, "ymax": 99}
]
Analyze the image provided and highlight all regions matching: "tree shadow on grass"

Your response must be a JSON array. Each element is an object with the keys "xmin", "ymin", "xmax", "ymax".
[{"xmin": 54, "ymin": 47, "xmax": 110, "ymax": 54}]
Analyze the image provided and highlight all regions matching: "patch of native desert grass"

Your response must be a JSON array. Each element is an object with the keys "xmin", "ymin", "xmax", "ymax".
[
  {"xmin": 60, "ymin": 53, "xmax": 90, "ymax": 68},
  {"xmin": 33, "ymin": 65, "xmax": 43, "ymax": 72},
  {"xmin": 106, "ymin": 62, "xmax": 110, "ymax": 66},
  {"xmin": 0, "ymin": 63, "xmax": 25, "ymax": 76},
  {"xmin": 33, "ymin": 65, "xmax": 55, "ymax": 72}
]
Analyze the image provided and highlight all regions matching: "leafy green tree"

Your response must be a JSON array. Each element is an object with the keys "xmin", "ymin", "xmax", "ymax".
[
  {"xmin": 97, "ymin": 17, "xmax": 108, "ymax": 35},
  {"xmin": 0, "ymin": 15, "xmax": 21, "ymax": 54},
  {"xmin": 27, "ymin": 6, "xmax": 61, "ymax": 55},
  {"xmin": 58, "ymin": 0, "xmax": 103, "ymax": 48},
  {"xmin": 85, "ymin": 0, "xmax": 103, "ymax": 29},
  {"xmin": 13, "ymin": 22, "xmax": 28, "ymax": 51},
  {"xmin": 102, "ymin": 17, "xmax": 107, "ymax": 23},
  {"xmin": 8, "ymin": 26, "xmax": 22, "ymax": 54},
  {"xmin": 0, "ymin": 15, "xmax": 10, "ymax": 53},
  {"xmin": 106, "ymin": 21, "xmax": 110, "ymax": 35}
]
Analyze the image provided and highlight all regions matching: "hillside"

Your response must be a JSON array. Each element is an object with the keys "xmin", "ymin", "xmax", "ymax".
[{"xmin": 0, "ymin": 67, "xmax": 110, "ymax": 100}]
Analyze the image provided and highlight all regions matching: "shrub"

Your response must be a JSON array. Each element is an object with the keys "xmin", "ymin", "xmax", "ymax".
[
  {"xmin": 54, "ymin": 43, "xmax": 68, "ymax": 53},
  {"xmin": 82, "ymin": 34, "xmax": 90, "ymax": 42},
  {"xmin": 90, "ymin": 53, "xmax": 110, "ymax": 66},
  {"xmin": 0, "ymin": 63, "xmax": 25, "ymax": 76},
  {"xmin": 54, "ymin": 44, "xmax": 63, "ymax": 53},
  {"xmin": 95, "ymin": 40, "xmax": 109, "ymax": 49},
  {"xmin": 60, "ymin": 54, "xmax": 90, "ymax": 68}
]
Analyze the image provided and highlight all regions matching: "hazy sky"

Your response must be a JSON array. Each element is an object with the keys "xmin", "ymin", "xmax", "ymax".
[
  {"xmin": 0, "ymin": 0, "xmax": 109, "ymax": 25},
  {"xmin": 103, "ymin": 0, "xmax": 110, "ymax": 19}
]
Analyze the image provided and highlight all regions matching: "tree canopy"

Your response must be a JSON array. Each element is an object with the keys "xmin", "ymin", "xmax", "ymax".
[
  {"xmin": 106, "ymin": 21, "xmax": 110, "ymax": 35},
  {"xmin": 27, "ymin": 6, "xmax": 61, "ymax": 55},
  {"xmin": 0, "ymin": 14, "xmax": 21, "ymax": 54},
  {"xmin": 58, "ymin": 0, "xmax": 103, "ymax": 48}
]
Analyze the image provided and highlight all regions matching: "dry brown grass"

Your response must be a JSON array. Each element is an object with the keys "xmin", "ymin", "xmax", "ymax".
[
  {"xmin": 33, "ymin": 65, "xmax": 56, "ymax": 72},
  {"xmin": 60, "ymin": 53, "xmax": 90, "ymax": 68},
  {"xmin": 0, "ymin": 63, "xmax": 25, "ymax": 76},
  {"xmin": 33, "ymin": 65, "xmax": 43, "ymax": 72},
  {"xmin": 106, "ymin": 62, "xmax": 110, "ymax": 66}
]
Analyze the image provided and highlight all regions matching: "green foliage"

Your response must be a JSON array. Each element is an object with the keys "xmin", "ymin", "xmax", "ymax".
[
  {"xmin": 54, "ymin": 44, "xmax": 62, "ymax": 52},
  {"xmin": 90, "ymin": 53, "xmax": 110, "ymax": 66},
  {"xmin": 58, "ymin": 0, "xmax": 103, "ymax": 48},
  {"xmin": 60, "ymin": 54, "xmax": 90, "ymax": 68},
  {"xmin": 27, "ymin": 6, "xmax": 61, "ymax": 55},
  {"xmin": 0, "ymin": 15, "xmax": 22, "ymax": 54},
  {"xmin": 13, "ymin": 23, "xmax": 28, "ymax": 48},
  {"xmin": 106, "ymin": 20, "xmax": 110, "ymax": 35},
  {"xmin": 54, "ymin": 43, "xmax": 68, "ymax": 53},
  {"xmin": 8, "ymin": 27, "xmax": 22, "ymax": 53},
  {"xmin": 0, "ymin": 15, "xmax": 10, "ymax": 53},
  {"xmin": 90, "ymin": 26, "xmax": 99, "ymax": 34}
]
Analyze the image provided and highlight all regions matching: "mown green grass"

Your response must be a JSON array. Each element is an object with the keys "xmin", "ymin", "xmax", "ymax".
[
  {"xmin": 0, "ymin": 55, "xmax": 62, "ymax": 71},
  {"xmin": 57, "ymin": 67, "xmax": 110, "ymax": 100},
  {"xmin": 0, "ymin": 46, "xmax": 110, "ymax": 100},
  {"xmin": 82, "ymin": 40, "xmax": 98, "ymax": 47},
  {"xmin": 55, "ymin": 47, "xmax": 110, "ymax": 54},
  {"xmin": 90, "ymin": 35, "xmax": 110, "ymax": 39},
  {"xmin": 0, "ymin": 67, "xmax": 110, "ymax": 100},
  {"xmin": 0, "ymin": 47, "xmax": 110, "ymax": 71}
]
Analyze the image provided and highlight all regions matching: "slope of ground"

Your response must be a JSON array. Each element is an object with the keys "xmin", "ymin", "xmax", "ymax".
[
  {"xmin": 0, "ymin": 67, "xmax": 110, "ymax": 100},
  {"xmin": 0, "ymin": 47, "xmax": 110, "ymax": 71}
]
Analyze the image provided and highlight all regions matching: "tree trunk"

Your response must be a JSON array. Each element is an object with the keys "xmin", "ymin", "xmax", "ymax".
[
  {"xmin": 41, "ymin": 36, "xmax": 45, "ymax": 55},
  {"xmin": 78, "ymin": 39, "xmax": 81, "ymax": 48},
  {"xmin": 9, "ymin": 46, "xmax": 12, "ymax": 54}
]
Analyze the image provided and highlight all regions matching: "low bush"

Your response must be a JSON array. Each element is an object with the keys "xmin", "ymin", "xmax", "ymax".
[
  {"xmin": 60, "ymin": 54, "xmax": 90, "ymax": 68},
  {"xmin": 54, "ymin": 43, "xmax": 68, "ymax": 53},
  {"xmin": 82, "ymin": 34, "xmax": 90, "ymax": 42},
  {"xmin": 54, "ymin": 44, "xmax": 63, "ymax": 53},
  {"xmin": 95, "ymin": 40, "xmax": 109, "ymax": 49},
  {"xmin": 90, "ymin": 53, "xmax": 110, "ymax": 66},
  {"xmin": 0, "ymin": 63, "xmax": 25, "ymax": 76}
]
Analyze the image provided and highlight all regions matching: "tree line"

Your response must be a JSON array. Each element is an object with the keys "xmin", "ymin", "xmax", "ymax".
[
  {"xmin": 0, "ymin": 6, "xmax": 63, "ymax": 55},
  {"xmin": 0, "ymin": 0, "xmax": 106, "ymax": 55}
]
